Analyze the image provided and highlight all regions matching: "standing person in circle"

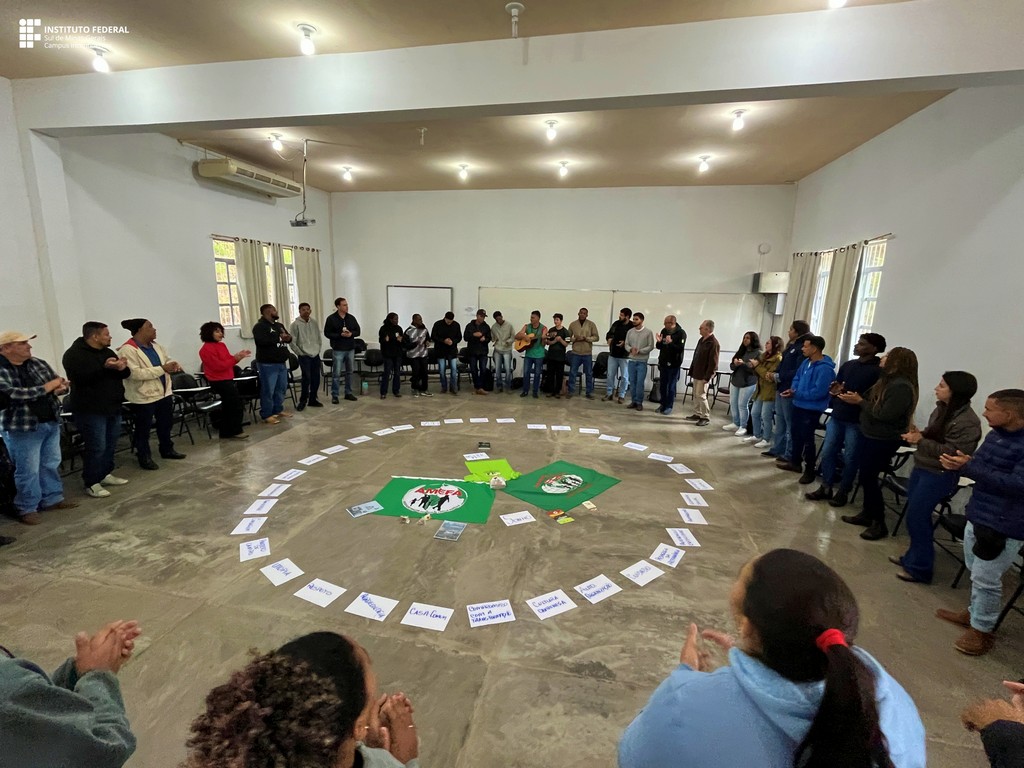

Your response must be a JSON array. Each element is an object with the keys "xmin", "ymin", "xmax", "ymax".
[
  {"xmin": 463, "ymin": 309, "xmax": 492, "ymax": 395},
  {"xmin": 603, "ymin": 308, "xmax": 632, "ymax": 404},
  {"xmin": 685, "ymin": 320, "xmax": 720, "ymax": 427},
  {"xmin": 117, "ymin": 318, "xmax": 186, "ymax": 470},
  {"xmin": 198, "ymin": 322, "xmax": 252, "ymax": 440},
  {"xmin": 767, "ymin": 320, "xmax": 813, "ymax": 460},
  {"xmin": 747, "ymin": 335, "xmax": 783, "ymax": 448},
  {"xmin": 516, "ymin": 310, "xmax": 546, "ymax": 399},
  {"xmin": 289, "ymin": 302, "xmax": 323, "ymax": 411},
  {"xmin": 625, "ymin": 313, "xmax": 655, "ymax": 412},
  {"xmin": 618, "ymin": 548, "xmax": 926, "ymax": 768},
  {"xmin": 377, "ymin": 313, "xmax": 404, "ymax": 400},
  {"xmin": 776, "ymin": 336, "xmax": 836, "ymax": 484},
  {"xmin": 567, "ymin": 307, "xmax": 600, "ymax": 400},
  {"xmin": 490, "ymin": 310, "xmax": 515, "ymax": 393},
  {"xmin": 544, "ymin": 313, "xmax": 570, "ymax": 398},
  {"xmin": 654, "ymin": 315, "xmax": 686, "ymax": 416},
  {"xmin": 404, "ymin": 314, "xmax": 432, "ymax": 398},
  {"xmin": 430, "ymin": 312, "xmax": 462, "ymax": 395},
  {"xmin": 724, "ymin": 330, "xmax": 761, "ymax": 436},
  {"xmin": 324, "ymin": 297, "xmax": 361, "ymax": 404},
  {"xmin": 252, "ymin": 304, "xmax": 293, "ymax": 425}
]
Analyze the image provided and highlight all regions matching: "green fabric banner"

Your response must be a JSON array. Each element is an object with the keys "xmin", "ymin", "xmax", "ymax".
[
  {"xmin": 373, "ymin": 477, "xmax": 495, "ymax": 525},
  {"xmin": 502, "ymin": 461, "xmax": 619, "ymax": 512}
]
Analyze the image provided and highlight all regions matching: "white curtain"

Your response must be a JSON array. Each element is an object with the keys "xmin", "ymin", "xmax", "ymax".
[
  {"xmin": 294, "ymin": 248, "xmax": 323, "ymax": 327},
  {"xmin": 819, "ymin": 242, "xmax": 862, "ymax": 362},
  {"xmin": 269, "ymin": 243, "xmax": 292, "ymax": 326},
  {"xmin": 782, "ymin": 251, "xmax": 824, "ymax": 331},
  {"xmin": 235, "ymin": 238, "xmax": 268, "ymax": 338}
]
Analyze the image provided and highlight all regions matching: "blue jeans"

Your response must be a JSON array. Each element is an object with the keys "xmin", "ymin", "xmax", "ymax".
[
  {"xmin": 438, "ymin": 357, "xmax": 458, "ymax": 392},
  {"xmin": 729, "ymin": 384, "xmax": 755, "ymax": 428},
  {"xmin": 568, "ymin": 353, "xmax": 594, "ymax": 396},
  {"xmin": 2, "ymin": 423, "xmax": 64, "ymax": 514},
  {"xmin": 818, "ymin": 419, "xmax": 862, "ymax": 491},
  {"xmin": 493, "ymin": 350, "xmax": 513, "ymax": 390},
  {"xmin": 789, "ymin": 406, "xmax": 822, "ymax": 471},
  {"xmin": 605, "ymin": 356, "xmax": 628, "ymax": 398},
  {"xmin": 258, "ymin": 362, "xmax": 288, "ymax": 419},
  {"xmin": 331, "ymin": 349, "xmax": 355, "ymax": 397},
  {"xmin": 751, "ymin": 398, "xmax": 775, "ymax": 442},
  {"xmin": 627, "ymin": 360, "xmax": 647, "ymax": 405},
  {"xmin": 658, "ymin": 366, "xmax": 680, "ymax": 410},
  {"xmin": 381, "ymin": 357, "xmax": 401, "ymax": 395},
  {"xmin": 898, "ymin": 468, "xmax": 960, "ymax": 583},
  {"xmin": 771, "ymin": 395, "xmax": 794, "ymax": 458},
  {"xmin": 964, "ymin": 522, "xmax": 1024, "ymax": 633},
  {"xmin": 468, "ymin": 353, "xmax": 487, "ymax": 390},
  {"xmin": 297, "ymin": 354, "xmax": 321, "ymax": 404},
  {"xmin": 75, "ymin": 412, "xmax": 122, "ymax": 487},
  {"xmin": 522, "ymin": 357, "xmax": 543, "ymax": 394}
]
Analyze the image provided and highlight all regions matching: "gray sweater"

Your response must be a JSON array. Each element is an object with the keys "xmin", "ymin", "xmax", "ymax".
[
  {"xmin": 491, "ymin": 320, "xmax": 516, "ymax": 353},
  {"xmin": 913, "ymin": 403, "xmax": 983, "ymax": 473},
  {"xmin": 289, "ymin": 317, "xmax": 322, "ymax": 357},
  {"xmin": 626, "ymin": 327, "xmax": 656, "ymax": 362}
]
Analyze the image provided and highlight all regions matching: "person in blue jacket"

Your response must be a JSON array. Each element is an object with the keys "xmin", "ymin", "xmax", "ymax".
[
  {"xmin": 765, "ymin": 320, "xmax": 812, "ymax": 460},
  {"xmin": 618, "ymin": 548, "xmax": 926, "ymax": 768},
  {"xmin": 778, "ymin": 335, "xmax": 835, "ymax": 484}
]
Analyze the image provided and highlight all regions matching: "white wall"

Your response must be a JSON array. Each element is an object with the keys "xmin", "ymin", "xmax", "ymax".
[
  {"xmin": 330, "ymin": 185, "xmax": 796, "ymax": 342},
  {"xmin": 56, "ymin": 133, "xmax": 334, "ymax": 370},
  {"xmin": 792, "ymin": 84, "xmax": 1024, "ymax": 409}
]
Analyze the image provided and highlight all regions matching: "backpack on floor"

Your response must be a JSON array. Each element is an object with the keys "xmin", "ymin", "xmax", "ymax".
[
  {"xmin": 511, "ymin": 376, "xmax": 524, "ymax": 390},
  {"xmin": 482, "ymin": 368, "xmax": 495, "ymax": 391},
  {"xmin": 648, "ymin": 380, "xmax": 661, "ymax": 403}
]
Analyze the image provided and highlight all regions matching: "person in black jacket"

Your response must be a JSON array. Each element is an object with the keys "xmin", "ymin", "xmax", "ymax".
[
  {"xmin": 252, "ymin": 304, "xmax": 293, "ymax": 425},
  {"xmin": 463, "ymin": 309, "xmax": 492, "ymax": 395},
  {"xmin": 654, "ymin": 316, "xmax": 686, "ymax": 415},
  {"xmin": 767, "ymin": 320, "xmax": 812, "ymax": 459},
  {"xmin": 430, "ymin": 312, "xmax": 461, "ymax": 395},
  {"xmin": 602, "ymin": 307, "xmax": 632, "ymax": 403},
  {"xmin": 323, "ymin": 297, "xmax": 360, "ymax": 404},
  {"xmin": 962, "ymin": 680, "xmax": 1024, "ymax": 768},
  {"xmin": 62, "ymin": 322, "xmax": 131, "ymax": 499},
  {"xmin": 377, "ymin": 313, "xmax": 404, "ymax": 399}
]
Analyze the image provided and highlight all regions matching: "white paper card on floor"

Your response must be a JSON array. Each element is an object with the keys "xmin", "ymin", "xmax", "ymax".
[
  {"xmin": 495, "ymin": 418, "xmax": 516, "ymax": 423},
  {"xmin": 464, "ymin": 452, "xmax": 489, "ymax": 461},
  {"xmin": 527, "ymin": 424, "xmax": 547, "ymax": 430},
  {"xmin": 231, "ymin": 517, "xmax": 267, "ymax": 535},
  {"xmin": 599, "ymin": 434, "xmax": 621, "ymax": 442},
  {"xmin": 239, "ymin": 538, "xmax": 271, "ymax": 562},
  {"xmin": 686, "ymin": 478, "xmax": 714, "ymax": 491},
  {"xmin": 624, "ymin": 442, "xmax": 648, "ymax": 451},
  {"xmin": 348, "ymin": 436, "xmax": 372, "ymax": 444},
  {"xmin": 574, "ymin": 574, "xmax": 623, "ymax": 604},
  {"xmin": 666, "ymin": 528, "xmax": 701, "ymax": 547},
  {"xmin": 401, "ymin": 603, "xmax": 455, "ymax": 632},
  {"xmin": 260, "ymin": 558, "xmax": 305, "ymax": 586},
  {"xmin": 527, "ymin": 589, "xmax": 577, "ymax": 620},
  {"xmin": 444, "ymin": 418, "xmax": 464, "ymax": 424},
  {"xmin": 668, "ymin": 463, "xmax": 694, "ymax": 474},
  {"xmin": 551, "ymin": 425, "xmax": 571, "ymax": 431},
  {"xmin": 680, "ymin": 492, "xmax": 709, "ymax": 507},
  {"xmin": 578, "ymin": 428, "xmax": 600, "ymax": 434},
  {"xmin": 421, "ymin": 421, "xmax": 441, "ymax": 427},
  {"xmin": 275, "ymin": 469, "xmax": 306, "ymax": 481},
  {"xmin": 467, "ymin": 599, "xmax": 516, "ymax": 628},
  {"xmin": 650, "ymin": 543, "xmax": 684, "ymax": 568},
  {"xmin": 373, "ymin": 428, "xmax": 395, "ymax": 437},
  {"xmin": 621, "ymin": 560, "xmax": 664, "ymax": 586},
  {"xmin": 500, "ymin": 511, "xmax": 536, "ymax": 526},
  {"xmin": 344, "ymin": 592, "xmax": 400, "ymax": 622},
  {"xmin": 243, "ymin": 498, "xmax": 278, "ymax": 515},
  {"xmin": 294, "ymin": 578, "xmax": 346, "ymax": 607},
  {"xmin": 648, "ymin": 453, "xmax": 673, "ymax": 462},
  {"xmin": 470, "ymin": 418, "xmax": 489, "ymax": 424},
  {"xmin": 298, "ymin": 454, "xmax": 328, "ymax": 465},
  {"xmin": 392, "ymin": 424, "xmax": 414, "ymax": 431},
  {"xmin": 258, "ymin": 483, "xmax": 290, "ymax": 497},
  {"xmin": 678, "ymin": 507, "xmax": 708, "ymax": 525},
  {"xmin": 321, "ymin": 445, "xmax": 348, "ymax": 455}
]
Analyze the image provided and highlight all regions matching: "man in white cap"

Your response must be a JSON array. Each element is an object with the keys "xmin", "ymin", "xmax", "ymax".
[{"xmin": 0, "ymin": 331, "xmax": 77, "ymax": 525}]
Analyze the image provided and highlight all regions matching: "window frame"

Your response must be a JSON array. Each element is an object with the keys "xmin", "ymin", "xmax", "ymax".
[
  {"xmin": 212, "ymin": 237, "xmax": 242, "ymax": 328},
  {"xmin": 847, "ymin": 240, "xmax": 887, "ymax": 358},
  {"xmin": 808, "ymin": 250, "xmax": 835, "ymax": 336}
]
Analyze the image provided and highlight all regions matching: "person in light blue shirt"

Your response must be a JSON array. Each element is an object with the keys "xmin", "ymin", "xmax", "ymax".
[{"xmin": 619, "ymin": 548, "xmax": 926, "ymax": 768}]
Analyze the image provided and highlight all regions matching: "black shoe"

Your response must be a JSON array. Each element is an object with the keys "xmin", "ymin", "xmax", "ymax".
[
  {"xmin": 696, "ymin": 418, "xmax": 709, "ymax": 427},
  {"xmin": 393, "ymin": 393, "xmax": 402, "ymax": 398},
  {"xmin": 828, "ymin": 490, "xmax": 849, "ymax": 508},
  {"xmin": 532, "ymin": 393, "xmax": 539, "ymax": 398},
  {"xmin": 805, "ymin": 485, "xmax": 833, "ymax": 501},
  {"xmin": 655, "ymin": 407, "xmax": 664, "ymax": 414},
  {"xmin": 841, "ymin": 512, "xmax": 872, "ymax": 527},
  {"xmin": 139, "ymin": 457, "xmax": 159, "ymax": 470},
  {"xmin": 332, "ymin": 396, "xmax": 340, "ymax": 404},
  {"xmin": 760, "ymin": 451, "xmax": 777, "ymax": 457},
  {"xmin": 860, "ymin": 522, "xmax": 889, "ymax": 541},
  {"xmin": 636, "ymin": 404, "xmax": 644, "ymax": 412},
  {"xmin": 585, "ymin": 394, "xmax": 595, "ymax": 400},
  {"xmin": 0, "ymin": 535, "xmax": 15, "ymax": 547},
  {"xmin": 308, "ymin": 400, "xmax": 324, "ymax": 408},
  {"xmin": 777, "ymin": 462, "xmax": 802, "ymax": 473},
  {"xmin": 520, "ymin": 392, "xmax": 528, "ymax": 397},
  {"xmin": 684, "ymin": 415, "xmax": 701, "ymax": 421},
  {"xmin": 296, "ymin": 402, "xmax": 307, "ymax": 411},
  {"xmin": 798, "ymin": 470, "xmax": 816, "ymax": 485},
  {"xmin": 161, "ymin": 451, "xmax": 187, "ymax": 460},
  {"xmin": 626, "ymin": 402, "xmax": 638, "ymax": 410},
  {"xmin": 380, "ymin": 394, "xmax": 387, "ymax": 399},
  {"xmin": 345, "ymin": 394, "xmax": 358, "ymax": 402}
]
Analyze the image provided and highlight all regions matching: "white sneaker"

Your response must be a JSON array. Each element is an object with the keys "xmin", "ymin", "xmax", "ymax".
[
  {"xmin": 421, "ymin": 391, "xmax": 434, "ymax": 397},
  {"xmin": 742, "ymin": 435, "xmax": 758, "ymax": 442},
  {"xmin": 722, "ymin": 424, "xmax": 737, "ymax": 431},
  {"xmin": 101, "ymin": 474, "xmax": 129, "ymax": 486},
  {"xmin": 754, "ymin": 439, "xmax": 769, "ymax": 448},
  {"xmin": 734, "ymin": 428, "xmax": 748, "ymax": 436},
  {"xmin": 85, "ymin": 483, "xmax": 111, "ymax": 498}
]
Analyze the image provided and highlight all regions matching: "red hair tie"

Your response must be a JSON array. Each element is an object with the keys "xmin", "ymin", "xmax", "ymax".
[{"xmin": 815, "ymin": 628, "xmax": 847, "ymax": 652}]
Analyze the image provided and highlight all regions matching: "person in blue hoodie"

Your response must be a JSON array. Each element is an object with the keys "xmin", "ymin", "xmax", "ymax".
[
  {"xmin": 618, "ymin": 548, "xmax": 926, "ymax": 768},
  {"xmin": 765, "ymin": 320, "xmax": 812, "ymax": 460},
  {"xmin": 778, "ymin": 335, "xmax": 835, "ymax": 484}
]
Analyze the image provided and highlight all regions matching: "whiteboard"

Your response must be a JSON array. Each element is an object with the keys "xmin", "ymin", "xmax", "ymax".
[
  {"xmin": 387, "ymin": 285, "xmax": 453, "ymax": 328},
  {"xmin": 477, "ymin": 287, "xmax": 614, "ymax": 334}
]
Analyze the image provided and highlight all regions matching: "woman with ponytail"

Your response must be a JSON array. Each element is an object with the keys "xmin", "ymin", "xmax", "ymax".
[
  {"xmin": 618, "ymin": 548, "xmax": 925, "ymax": 768},
  {"xmin": 892, "ymin": 371, "xmax": 982, "ymax": 583}
]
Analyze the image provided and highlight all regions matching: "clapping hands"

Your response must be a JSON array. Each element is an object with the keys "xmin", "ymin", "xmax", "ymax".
[
  {"xmin": 366, "ymin": 692, "xmax": 419, "ymax": 764},
  {"xmin": 679, "ymin": 622, "xmax": 735, "ymax": 672},
  {"xmin": 962, "ymin": 681, "xmax": 1024, "ymax": 731},
  {"xmin": 74, "ymin": 619, "xmax": 142, "ymax": 676}
]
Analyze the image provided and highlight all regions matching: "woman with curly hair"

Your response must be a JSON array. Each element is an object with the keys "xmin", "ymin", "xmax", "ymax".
[{"xmin": 183, "ymin": 632, "xmax": 420, "ymax": 768}]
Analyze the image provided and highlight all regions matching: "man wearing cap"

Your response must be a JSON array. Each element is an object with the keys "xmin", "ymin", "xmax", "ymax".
[
  {"xmin": 463, "ymin": 310, "xmax": 492, "ymax": 395},
  {"xmin": 0, "ymin": 331, "xmax": 77, "ymax": 524}
]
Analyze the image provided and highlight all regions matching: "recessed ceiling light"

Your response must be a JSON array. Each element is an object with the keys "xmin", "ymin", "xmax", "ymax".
[
  {"xmin": 342, "ymin": 166, "xmax": 353, "ymax": 182},
  {"xmin": 731, "ymin": 109, "xmax": 747, "ymax": 131},
  {"xmin": 558, "ymin": 161, "xmax": 569, "ymax": 178},
  {"xmin": 88, "ymin": 45, "xmax": 110, "ymax": 73},
  {"xmin": 297, "ymin": 24, "xmax": 317, "ymax": 55},
  {"xmin": 698, "ymin": 155, "xmax": 712, "ymax": 173},
  {"xmin": 828, "ymin": 0, "xmax": 847, "ymax": 8},
  {"xmin": 269, "ymin": 133, "xmax": 284, "ymax": 152},
  {"xmin": 545, "ymin": 120, "xmax": 558, "ymax": 141},
  {"xmin": 458, "ymin": 164, "xmax": 469, "ymax": 181}
]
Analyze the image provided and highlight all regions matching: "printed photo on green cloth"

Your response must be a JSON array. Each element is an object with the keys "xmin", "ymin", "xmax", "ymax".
[
  {"xmin": 463, "ymin": 458, "xmax": 521, "ymax": 483},
  {"xmin": 502, "ymin": 461, "xmax": 620, "ymax": 512},
  {"xmin": 373, "ymin": 477, "xmax": 495, "ymax": 525}
]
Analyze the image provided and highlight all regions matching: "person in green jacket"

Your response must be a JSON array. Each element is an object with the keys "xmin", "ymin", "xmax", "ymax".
[{"xmin": 0, "ymin": 618, "xmax": 141, "ymax": 768}]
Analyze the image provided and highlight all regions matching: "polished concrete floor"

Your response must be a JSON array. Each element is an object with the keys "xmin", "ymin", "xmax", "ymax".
[{"xmin": 1, "ymin": 387, "xmax": 1020, "ymax": 767}]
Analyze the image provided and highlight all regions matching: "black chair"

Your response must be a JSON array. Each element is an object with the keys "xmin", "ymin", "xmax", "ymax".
[
  {"xmin": 362, "ymin": 349, "xmax": 384, "ymax": 387},
  {"xmin": 321, "ymin": 349, "xmax": 334, "ymax": 395},
  {"xmin": 851, "ymin": 446, "xmax": 916, "ymax": 505},
  {"xmin": 57, "ymin": 407, "xmax": 84, "ymax": 476},
  {"xmin": 286, "ymin": 353, "xmax": 300, "ymax": 406},
  {"xmin": 994, "ymin": 548, "xmax": 1024, "ymax": 632},
  {"xmin": 235, "ymin": 366, "xmax": 260, "ymax": 421},
  {"xmin": 933, "ymin": 506, "xmax": 969, "ymax": 588},
  {"xmin": 171, "ymin": 372, "xmax": 221, "ymax": 439}
]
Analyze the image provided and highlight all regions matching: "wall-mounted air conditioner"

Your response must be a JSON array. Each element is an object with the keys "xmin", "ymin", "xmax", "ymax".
[{"xmin": 196, "ymin": 158, "xmax": 302, "ymax": 198}]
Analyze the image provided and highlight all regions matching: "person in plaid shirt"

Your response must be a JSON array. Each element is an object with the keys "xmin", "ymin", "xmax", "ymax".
[{"xmin": 0, "ymin": 331, "xmax": 77, "ymax": 525}]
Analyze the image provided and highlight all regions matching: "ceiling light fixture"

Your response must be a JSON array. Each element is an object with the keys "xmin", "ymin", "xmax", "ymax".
[
  {"xmin": 545, "ymin": 120, "xmax": 558, "ymax": 141},
  {"xmin": 458, "ymin": 164, "xmax": 470, "ymax": 181},
  {"xmin": 269, "ymin": 133, "xmax": 284, "ymax": 152},
  {"xmin": 505, "ymin": 2, "xmax": 525, "ymax": 39},
  {"xmin": 342, "ymin": 166, "xmax": 353, "ymax": 182},
  {"xmin": 731, "ymin": 109, "xmax": 747, "ymax": 131},
  {"xmin": 297, "ymin": 24, "xmax": 317, "ymax": 55},
  {"xmin": 558, "ymin": 161, "xmax": 569, "ymax": 178},
  {"xmin": 828, "ymin": 0, "xmax": 847, "ymax": 7},
  {"xmin": 88, "ymin": 45, "xmax": 110, "ymax": 73},
  {"xmin": 698, "ymin": 155, "xmax": 712, "ymax": 173}
]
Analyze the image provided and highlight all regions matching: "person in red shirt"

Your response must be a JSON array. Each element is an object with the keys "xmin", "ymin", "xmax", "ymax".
[{"xmin": 198, "ymin": 322, "xmax": 252, "ymax": 440}]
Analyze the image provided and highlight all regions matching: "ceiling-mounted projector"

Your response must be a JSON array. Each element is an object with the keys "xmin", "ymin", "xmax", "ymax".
[{"xmin": 290, "ymin": 217, "xmax": 316, "ymax": 227}]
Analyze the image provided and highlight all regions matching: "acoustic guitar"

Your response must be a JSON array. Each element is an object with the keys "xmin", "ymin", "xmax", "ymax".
[{"xmin": 514, "ymin": 336, "xmax": 535, "ymax": 352}]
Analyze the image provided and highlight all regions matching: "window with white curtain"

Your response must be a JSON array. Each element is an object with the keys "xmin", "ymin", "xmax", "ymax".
[
  {"xmin": 848, "ymin": 240, "xmax": 887, "ymax": 356},
  {"xmin": 809, "ymin": 250, "xmax": 835, "ymax": 334},
  {"xmin": 282, "ymin": 247, "xmax": 300, "ymax": 319},
  {"xmin": 261, "ymin": 244, "xmax": 276, "ymax": 308},
  {"xmin": 212, "ymin": 237, "xmax": 242, "ymax": 327}
]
